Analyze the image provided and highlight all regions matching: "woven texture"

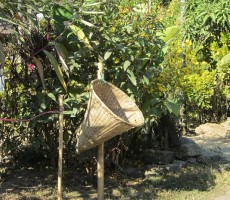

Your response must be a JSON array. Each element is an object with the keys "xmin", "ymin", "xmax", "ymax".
[{"xmin": 77, "ymin": 79, "xmax": 144, "ymax": 152}]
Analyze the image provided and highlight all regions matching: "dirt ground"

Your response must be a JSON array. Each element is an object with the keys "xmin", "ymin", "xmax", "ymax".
[
  {"xmin": 1, "ymin": 122, "xmax": 230, "ymax": 199},
  {"xmin": 191, "ymin": 123, "xmax": 230, "ymax": 200},
  {"xmin": 192, "ymin": 123, "xmax": 230, "ymax": 162}
]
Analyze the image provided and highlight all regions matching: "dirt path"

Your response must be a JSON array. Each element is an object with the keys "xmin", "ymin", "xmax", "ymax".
[
  {"xmin": 191, "ymin": 132, "xmax": 230, "ymax": 162},
  {"xmin": 214, "ymin": 191, "xmax": 230, "ymax": 200},
  {"xmin": 190, "ymin": 129, "xmax": 230, "ymax": 200}
]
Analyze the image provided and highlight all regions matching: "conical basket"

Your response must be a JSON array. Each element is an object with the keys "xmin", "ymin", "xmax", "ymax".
[{"xmin": 77, "ymin": 79, "xmax": 144, "ymax": 152}]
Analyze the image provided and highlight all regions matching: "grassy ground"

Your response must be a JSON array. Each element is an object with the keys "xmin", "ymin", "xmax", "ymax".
[{"xmin": 1, "ymin": 159, "xmax": 230, "ymax": 200}]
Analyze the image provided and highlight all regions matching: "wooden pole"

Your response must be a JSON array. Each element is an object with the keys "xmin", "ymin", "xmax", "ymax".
[
  {"xmin": 58, "ymin": 95, "xmax": 64, "ymax": 200},
  {"xmin": 97, "ymin": 143, "xmax": 104, "ymax": 200},
  {"xmin": 97, "ymin": 62, "xmax": 104, "ymax": 200},
  {"xmin": 148, "ymin": 0, "xmax": 152, "ymax": 12}
]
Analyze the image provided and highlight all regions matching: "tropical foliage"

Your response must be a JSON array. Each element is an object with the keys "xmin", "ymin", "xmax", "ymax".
[{"xmin": 0, "ymin": 0, "xmax": 229, "ymax": 166}]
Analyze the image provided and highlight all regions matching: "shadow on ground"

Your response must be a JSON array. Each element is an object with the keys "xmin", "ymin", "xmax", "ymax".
[{"xmin": 1, "ymin": 157, "xmax": 228, "ymax": 200}]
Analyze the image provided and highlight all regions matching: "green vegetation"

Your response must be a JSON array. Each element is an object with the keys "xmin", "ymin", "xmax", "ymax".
[{"xmin": 0, "ymin": 0, "xmax": 230, "ymax": 199}]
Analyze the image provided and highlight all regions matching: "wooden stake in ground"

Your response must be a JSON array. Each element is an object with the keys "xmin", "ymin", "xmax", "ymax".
[
  {"xmin": 58, "ymin": 95, "xmax": 64, "ymax": 200},
  {"xmin": 97, "ymin": 143, "xmax": 104, "ymax": 200},
  {"xmin": 97, "ymin": 62, "xmax": 104, "ymax": 200}
]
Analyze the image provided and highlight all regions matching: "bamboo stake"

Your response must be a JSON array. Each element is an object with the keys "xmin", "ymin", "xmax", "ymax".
[
  {"xmin": 148, "ymin": 0, "xmax": 152, "ymax": 12},
  {"xmin": 58, "ymin": 95, "xmax": 64, "ymax": 200},
  {"xmin": 97, "ymin": 62, "xmax": 104, "ymax": 200},
  {"xmin": 97, "ymin": 143, "xmax": 104, "ymax": 200}
]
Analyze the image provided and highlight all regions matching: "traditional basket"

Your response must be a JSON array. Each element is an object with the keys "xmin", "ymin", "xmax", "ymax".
[{"xmin": 77, "ymin": 79, "xmax": 144, "ymax": 152}]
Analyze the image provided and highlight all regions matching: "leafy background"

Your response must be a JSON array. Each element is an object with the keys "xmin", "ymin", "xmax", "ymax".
[{"xmin": 0, "ymin": 0, "xmax": 229, "ymax": 168}]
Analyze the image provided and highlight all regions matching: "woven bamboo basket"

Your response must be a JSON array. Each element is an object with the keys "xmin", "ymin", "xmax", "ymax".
[{"xmin": 77, "ymin": 79, "xmax": 144, "ymax": 152}]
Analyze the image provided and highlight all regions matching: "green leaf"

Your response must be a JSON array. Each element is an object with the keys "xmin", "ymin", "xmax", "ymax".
[
  {"xmin": 197, "ymin": 11, "xmax": 207, "ymax": 19},
  {"xmin": 164, "ymin": 100, "xmax": 180, "ymax": 116},
  {"xmin": 32, "ymin": 56, "xmax": 46, "ymax": 90},
  {"xmin": 53, "ymin": 4, "xmax": 72, "ymax": 32},
  {"xmin": 123, "ymin": 60, "xmax": 131, "ymax": 70},
  {"xmin": 81, "ymin": 11, "xmax": 104, "ymax": 14},
  {"xmin": 43, "ymin": 50, "xmax": 67, "ymax": 91},
  {"xmin": 125, "ymin": 25, "xmax": 133, "ymax": 34},
  {"xmin": 56, "ymin": 8, "xmax": 72, "ymax": 18},
  {"xmin": 104, "ymin": 50, "xmax": 113, "ymax": 60},
  {"xmin": 202, "ymin": 15, "xmax": 210, "ymax": 25},
  {"xmin": 63, "ymin": 110, "xmax": 73, "ymax": 115},
  {"xmin": 82, "ymin": 2, "xmax": 102, "ymax": 7},
  {"xmin": 47, "ymin": 93, "xmax": 57, "ymax": 102},
  {"xmin": 143, "ymin": 75, "xmax": 149, "ymax": 85},
  {"xmin": 0, "ymin": 41, "xmax": 4, "ymax": 66},
  {"xmin": 210, "ymin": 13, "xmax": 216, "ymax": 21},
  {"xmin": 220, "ymin": 53, "xmax": 230, "ymax": 67},
  {"xmin": 71, "ymin": 108, "xmax": 78, "ymax": 117},
  {"xmin": 157, "ymin": 26, "xmax": 180, "ymax": 43},
  {"xmin": 98, "ymin": 55, "xmax": 104, "ymax": 62},
  {"xmin": 127, "ymin": 69, "xmax": 137, "ymax": 86},
  {"xmin": 69, "ymin": 25, "xmax": 93, "ymax": 50},
  {"xmin": 80, "ymin": 19, "xmax": 96, "ymax": 27},
  {"xmin": 41, "ymin": 102, "xmax": 47, "ymax": 110},
  {"xmin": 55, "ymin": 43, "xmax": 69, "ymax": 77},
  {"xmin": 0, "ymin": 16, "xmax": 19, "ymax": 26},
  {"xmin": 133, "ymin": 3, "xmax": 148, "ymax": 13}
]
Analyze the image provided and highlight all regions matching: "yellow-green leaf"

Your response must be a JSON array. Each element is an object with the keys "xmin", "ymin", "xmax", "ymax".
[
  {"xmin": 104, "ymin": 50, "xmax": 113, "ymax": 61},
  {"xmin": 80, "ymin": 19, "xmax": 96, "ymax": 27},
  {"xmin": 157, "ymin": 26, "xmax": 180, "ymax": 43},
  {"xmin": 127, "ymin": 69, "xmax": 137, "ymax": 86},
  {"xmin": 55, "ymin": 43, "xmax": 69, "ymax": 77},
  {"xmin": 47, "ymin": 93, "xmax": 57, "ymax": 102},
  {"xmin": 32, "ymin": 56, "xmax": 46, "ymax": 90},
  {"xmin": 123, "ymin": 60, "xmax": 131, "ymax": 70},
  {"xmin": 43, "ymin": 50, "xmax": 67, "ymax": 91},
  {"xmin": 220, "ymin": 53, "xmax": 230, "ymax": 67},
  {"xmin": 69, "ymin": 25, "xmax": 93, "ymax": 50},
  {"xmin": 81, "ymin": 11, "xmax": 104, "ymax": 14}
]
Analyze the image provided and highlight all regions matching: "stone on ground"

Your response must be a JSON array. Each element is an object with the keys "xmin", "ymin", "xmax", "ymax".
[
  {"xmin": 172, "ymin": 136, "xmax": 202, "ymax": 159},
  {"xmin": 195, "ymin": 123, "xmax": 227, "ymax": 136}
]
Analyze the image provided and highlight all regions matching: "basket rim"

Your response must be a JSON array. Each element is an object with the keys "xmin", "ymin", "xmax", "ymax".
[{"xmin": 90, "ymin": 79, "xmax": 144, "ymax": 128}]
